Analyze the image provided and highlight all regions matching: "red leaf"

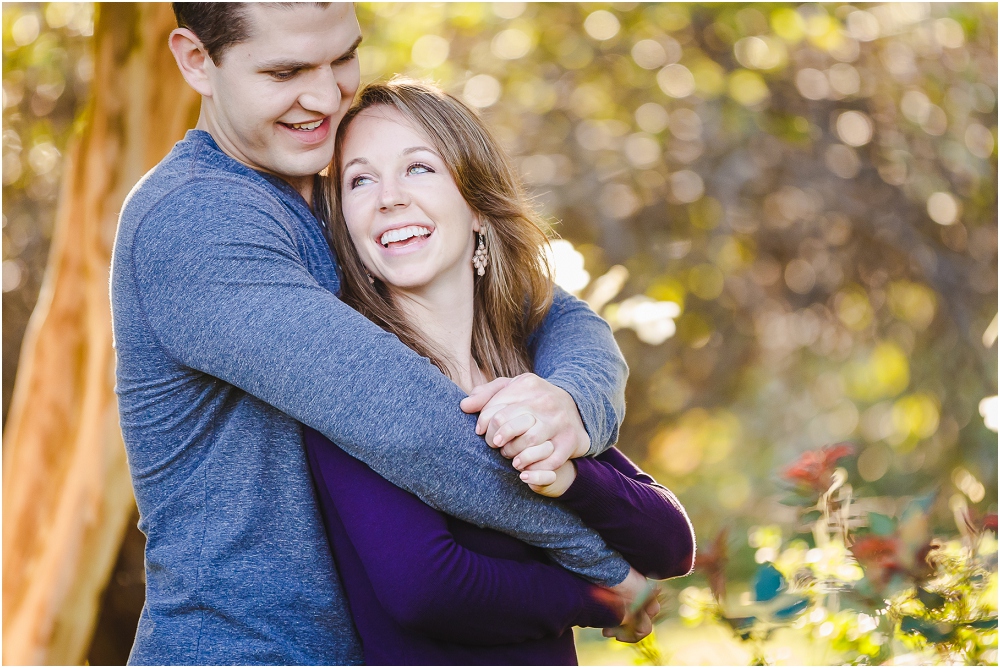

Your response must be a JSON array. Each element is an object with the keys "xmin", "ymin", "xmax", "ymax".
[{"xmin": 780, "ymin": 443, "xmax": 856, "ymax": 493}]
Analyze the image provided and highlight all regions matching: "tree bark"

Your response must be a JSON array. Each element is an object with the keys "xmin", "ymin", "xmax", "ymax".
[{"xmin": 2, "ymin": 4, "xmax": 198, "ymax": 664}]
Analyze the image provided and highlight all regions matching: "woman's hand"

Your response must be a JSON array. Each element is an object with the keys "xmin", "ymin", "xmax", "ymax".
[
  {"xmin": 603, "ymin": 568, "xmax": 660, "ymax": 643},
  {"xmin": 519, "ymin": 460, "xmax": 577, "ymax": 497},
  {"xmin": 460, "ymin": 373, "xmax": 591, "ymax": 474}
]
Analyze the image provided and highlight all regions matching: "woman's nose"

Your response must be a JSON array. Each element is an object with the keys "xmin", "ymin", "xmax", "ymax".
[{"xmin": 378, "ymin": 178, "xmax": 409, "ymax": 211}]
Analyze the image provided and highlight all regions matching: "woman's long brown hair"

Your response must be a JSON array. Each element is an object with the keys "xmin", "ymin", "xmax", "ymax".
[{"xmin": 317, "ymin": 78, "xmax": 554, "ymax": 381}]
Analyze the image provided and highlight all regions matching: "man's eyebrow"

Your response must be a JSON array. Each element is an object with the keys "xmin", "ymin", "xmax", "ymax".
[
  {"xmin": 257, "ymin": 58, "xmax": 313, "ymax": 71},
  {"xmin": 339, "ymin": 36, "xmax": 363, "ymax": 60},
  {"xmin": 257, "ymin": 36, "xmax": 363, "ymax": 71}
]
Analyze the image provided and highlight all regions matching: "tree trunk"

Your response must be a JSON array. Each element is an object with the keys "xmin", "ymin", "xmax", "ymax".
[{"xmin": 2, "ymin": 4, "xmax": 199, "ymax": 664}]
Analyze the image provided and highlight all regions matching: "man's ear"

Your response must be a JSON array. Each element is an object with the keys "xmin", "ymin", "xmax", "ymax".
[{"xmin": 168, "ymin": 28, "xmax": 213, "ymax": 97}]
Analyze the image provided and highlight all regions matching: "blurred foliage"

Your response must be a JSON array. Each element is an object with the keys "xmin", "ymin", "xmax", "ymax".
[
  {"xmin": 656, "ymin": 443, "xmax": 997, "ymax": 665},
  {"xmin": 2, "ymin": 2, "xmax": 998, "ymax": 664},
  {"xmin": 2, "ymin": 2, "xmax": 94, "ymax": 424}
]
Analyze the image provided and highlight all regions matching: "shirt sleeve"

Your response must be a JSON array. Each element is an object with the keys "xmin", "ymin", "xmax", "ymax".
[
  {"xmin": 305, "ymin": 428, "xmax": 623, "ymax": 645},
  {"xmin": 529, "ymin": 288, "xmax": 629, "ymax": 456},
  {"xmin": 558, "ymin": 447, "xmax": 696, "ymax": 580},
  {"xmin": 129, "ymin": 181, "xmax": 630, "ymax": 587}
]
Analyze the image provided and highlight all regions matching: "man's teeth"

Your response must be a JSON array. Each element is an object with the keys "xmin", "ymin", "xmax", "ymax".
[
  {"xmin": 380, "ymin": 226, "xmax": 431, "ymax": 247},
  {"xmin": 288, "ymin": 119, "xmax": 324, "ymax": 131}
]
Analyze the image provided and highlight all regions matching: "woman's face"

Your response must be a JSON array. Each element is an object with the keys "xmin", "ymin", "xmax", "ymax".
[{"xmin": 339, "ymin": 106, "xmax": 479, "ymax": 293}]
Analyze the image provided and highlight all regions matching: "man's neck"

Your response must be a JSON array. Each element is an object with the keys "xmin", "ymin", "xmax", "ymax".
[{"xmin": 195, "ymin": 112, "xmax": 314, "ymax": 204}]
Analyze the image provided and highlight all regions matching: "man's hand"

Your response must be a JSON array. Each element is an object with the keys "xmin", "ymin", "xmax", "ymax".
[
  {"xmin": 603, "ymin": 568, "xmax": 660, "ymax": 643},
  {"xmin": 459, "ymin": 374, "xmax": 591, "ymax": 474}
]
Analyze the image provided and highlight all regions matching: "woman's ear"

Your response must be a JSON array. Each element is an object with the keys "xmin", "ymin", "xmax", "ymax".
[
  {"xmin": 472, "ymin": 214, "xmax": 482, "ymax": 234},
  {"xmin": 168, "ymin": 28, "xmax": 214, "ymax": 97}
]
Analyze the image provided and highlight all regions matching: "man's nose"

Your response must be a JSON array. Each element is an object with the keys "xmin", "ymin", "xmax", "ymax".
[{"xmin": 298, "ymin": 66, "xmax": 341, "ymax": 116}]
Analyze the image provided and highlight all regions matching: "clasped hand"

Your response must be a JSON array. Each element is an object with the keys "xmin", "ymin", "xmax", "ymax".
[{"xmin": 460, "ymin": 373, "xmax": 590, "ymax": 495}]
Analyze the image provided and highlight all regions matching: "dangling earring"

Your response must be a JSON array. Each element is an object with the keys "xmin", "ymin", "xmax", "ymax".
[
  {"xmin": 473, "ymin": 231, "xmax": 489, "ymax": 276},
  {"xmin": 365, "ymin": 269, "xmax": 375, "ymax": 285}
]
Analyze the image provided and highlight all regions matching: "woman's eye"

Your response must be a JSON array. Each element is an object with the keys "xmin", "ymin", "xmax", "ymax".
[
  {"xmin": 407, "ymin": 163, "xmax": 433, "ymax": 175},
  {"xmin": 350, "ymin": 175, "xmax": 373, "ymax": 189}
]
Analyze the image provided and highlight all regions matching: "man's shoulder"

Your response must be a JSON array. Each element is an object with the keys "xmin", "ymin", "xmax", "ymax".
[{"xmin": 120, "ymin": 132, "xmax": 285, "ymax": 230}]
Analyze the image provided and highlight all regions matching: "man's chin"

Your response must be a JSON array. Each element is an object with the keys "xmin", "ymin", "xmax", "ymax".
[{"xmin": 271, "ymin": 154, "xmax": 335, "ymax": 181}]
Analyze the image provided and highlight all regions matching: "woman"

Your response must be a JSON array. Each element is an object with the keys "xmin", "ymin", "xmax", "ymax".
[{"xmin": 304, "ymin": 78, "xmax": 695, "ymax": 665}]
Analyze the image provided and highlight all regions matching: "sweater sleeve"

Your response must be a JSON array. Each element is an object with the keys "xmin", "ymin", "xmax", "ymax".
[
  {"xmin": 305, "ymin": 428, "xmax": 623, "ymax": 645},
  {"xmin": 129, "ymin": 182, "xmax": 630, "ymax": 587},
  {"xmin": 529, "ymin": 289, "xmax": 629, "ymax": 456},
  {"xmin": 558, "ymin": 448, "xmax": 696, "ymax": 580}
]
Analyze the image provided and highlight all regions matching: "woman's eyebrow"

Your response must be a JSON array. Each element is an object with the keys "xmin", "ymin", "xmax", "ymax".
[
  {"xmin": 402, "ymin": 146, "xmax": 440, "ymax": 157},
  {"xmin": 342, "ymin": 157, "xmax": 369, "ymax": 171},
  {"xmin": 342, "ymin": 146, "xmax": 438, "ymax": 172}
]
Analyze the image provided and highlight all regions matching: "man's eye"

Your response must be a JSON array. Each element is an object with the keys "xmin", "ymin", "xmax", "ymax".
[
  {"xmin": 335, "ymin": 51, "xmax": 358, "ymax": 65},
  {"xmin": 350, "ymin": 175, "xmax": 373, "ymax": 189},
  {"xmin": 408, "ymin": 163, "xmax": 433, "ymax": 175},
  {"xmin": 270, "ymin": 70, "xmax": 297, "ymax": 81}
]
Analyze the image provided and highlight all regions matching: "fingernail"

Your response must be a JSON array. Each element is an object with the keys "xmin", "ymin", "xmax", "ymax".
[
  {"xmin": 513, "ymin": 458, "xmax": 521, "ymax": 469},
  {"xmin": 493, "ymin": 434, "xmax": 502, "ymax": 446}
]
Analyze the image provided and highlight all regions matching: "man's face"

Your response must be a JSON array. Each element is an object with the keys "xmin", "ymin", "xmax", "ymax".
[{"xmin": 200, "ymin": 4, "xmax": 362, "ymax": 195}]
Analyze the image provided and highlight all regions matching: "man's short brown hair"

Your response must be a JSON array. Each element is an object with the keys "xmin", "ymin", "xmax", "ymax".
[
  {"xmin": 172, "ymin": 3, "xmax": 254, "ymax": 65},
  {"xmin": 172, "ymin": 3, "xmax": 331, "ymax": 65}
]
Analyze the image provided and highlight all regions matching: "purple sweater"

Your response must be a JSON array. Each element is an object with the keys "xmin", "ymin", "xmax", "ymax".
[{"xmin": 304, "ymin": 428, "xmax": 694, "ymax": 665}]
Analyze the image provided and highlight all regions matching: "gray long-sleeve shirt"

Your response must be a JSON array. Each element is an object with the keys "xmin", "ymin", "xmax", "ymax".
[{"xmin": 110, "ymin": 130, "xmax": 630, "ymax": 665}]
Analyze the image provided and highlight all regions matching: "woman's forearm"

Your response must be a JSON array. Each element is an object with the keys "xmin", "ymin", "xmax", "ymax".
[{"xmin": 557, "ymin": 448, "xmax": 696, "ymax": 579}]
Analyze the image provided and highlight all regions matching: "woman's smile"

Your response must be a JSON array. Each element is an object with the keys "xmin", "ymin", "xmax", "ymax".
[{"xmin": 375, "ymin": 223, "xmax": 435, "ymax": 255}]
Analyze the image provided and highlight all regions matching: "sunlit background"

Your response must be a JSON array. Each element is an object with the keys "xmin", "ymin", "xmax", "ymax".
[{"xmin": 3, "ymin": 3, "xmax": 997, "ymax": 665}]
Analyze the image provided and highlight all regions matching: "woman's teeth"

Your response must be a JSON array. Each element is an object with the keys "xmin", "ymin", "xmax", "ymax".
[
  {"xmin": 380, "ymin": 226, "xmax": 431, "ymax": 247},
  {"xmin": 288, "ymin": 119, "xmax": 324, "ymax": 131}
]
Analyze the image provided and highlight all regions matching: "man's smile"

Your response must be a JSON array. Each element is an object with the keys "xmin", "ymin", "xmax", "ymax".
[
  {"xmin": 276, "ymin": 116, "xmax": 332, "ymax": 144},
  {"xmin": 283, "ymin": 119, "xmax": 325, "ymax": 131}
]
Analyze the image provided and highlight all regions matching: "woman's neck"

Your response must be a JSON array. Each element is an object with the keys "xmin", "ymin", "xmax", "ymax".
[{"xmin": 389, "ymin": 270, "xmax": 484, "ymax": 393}]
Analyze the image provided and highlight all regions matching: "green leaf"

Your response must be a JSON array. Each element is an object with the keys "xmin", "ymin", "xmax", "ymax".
[
  {"xmin": 867, "ymin": 512, "xmax": 896, "ymax": 536},
  {"xmin": 916, "ymin": 587, "xmax": 946, "ymax": 610},
  {"xmin": 900, "ymin": 616, "xmax": 955, "ymax": 643},
  {"xmin": 772, "ymin": 595, "xmax": 809, "ymax": 620},
  {"xmin": 752, "ymin": 563, "xmax": 786, "ymax": 602},
  {"xmin": 779, "ymin": 493, "xmax": 814, "ymax": 507},
  {"xmin": 800, "ymin": 510, "xmax": 822, "ymax": 524},
  {"xmin": 968, "ymin": 617, "xmax": 998, "ymax": 630}
]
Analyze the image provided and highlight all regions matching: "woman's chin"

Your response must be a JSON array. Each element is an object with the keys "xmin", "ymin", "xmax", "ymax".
[{"xmin": 379, "ymin": 272, "xmax": 434, "ymax": 292}]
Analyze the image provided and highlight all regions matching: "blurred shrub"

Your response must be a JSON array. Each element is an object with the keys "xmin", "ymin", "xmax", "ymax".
[{"xmin": 645, "ymin": 442, "xmax": 997, "ymax": 665}]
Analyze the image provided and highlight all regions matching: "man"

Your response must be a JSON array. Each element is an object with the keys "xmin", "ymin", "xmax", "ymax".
[{"xmin": 111, "ymin": 3, "xmax": 647, "ymax": 664}]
